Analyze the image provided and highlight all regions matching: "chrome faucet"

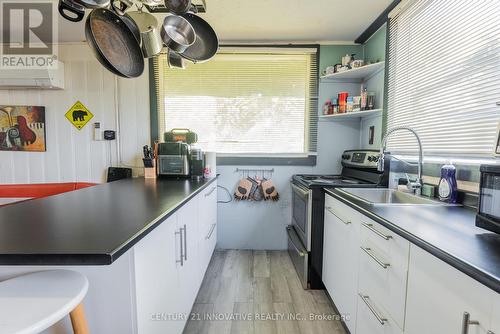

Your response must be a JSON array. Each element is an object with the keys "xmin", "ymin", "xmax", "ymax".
[{"xmin": 378, "ymin": 126, "xmax": 424, "ymax": 195}]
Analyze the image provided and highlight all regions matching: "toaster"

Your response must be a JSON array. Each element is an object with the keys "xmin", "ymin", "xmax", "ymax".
[{"xmin": 157, "ymin": 142, "xmax": 190, "ymax": 177}]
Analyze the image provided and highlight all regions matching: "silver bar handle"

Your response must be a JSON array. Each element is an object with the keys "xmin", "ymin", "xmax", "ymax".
[
  {"xmin": 461, "ymin": 312, "xmax": 480, "ymax": 334},
  {"xmin": 358, "ymin": 293, "xmax": 387, "ymax": 325},
  {"xmin": 205, "ymin": 186, "xmax": 216, "ymax": 197},
  {"xmin": 362, "ymin": 222, "xmax": 392, "ymax": 240},
  {"xmin": 182, "ymin": 224, "xmax": 187, "ymax": 261},
  {"xmin": 326, "ymin": 207, "xmax": 351, "ymax": 225},
  {"xmin": 206, "ymin": 223, "xmax": 216, "ymax": 240},
  {"xmin": 360, "ymin": 246, "xmax": 390, "ymax": 269},
  {"xmin": 175, "ymin": 228, "xmax": 184, "ymax": 266}
]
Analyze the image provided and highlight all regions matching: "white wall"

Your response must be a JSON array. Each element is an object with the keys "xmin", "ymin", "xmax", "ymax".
[{"xmin": 0, "ymin": 44, "xmax": 150, "ymax": 184}]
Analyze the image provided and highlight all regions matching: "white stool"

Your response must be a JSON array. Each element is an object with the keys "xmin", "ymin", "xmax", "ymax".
[{"xmin": 0, "ymin": 270, "xmax": 90, "ymax": 334}]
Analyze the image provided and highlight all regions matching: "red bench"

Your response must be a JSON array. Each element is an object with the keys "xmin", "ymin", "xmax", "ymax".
[{"xmin": 0, "ymin": 182, "xmax": 97, "ymax": 199}]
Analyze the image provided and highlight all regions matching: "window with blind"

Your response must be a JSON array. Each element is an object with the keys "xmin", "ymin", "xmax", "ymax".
[
  {"xmin": 152, "ymin": 47, "xmax": 318, "ymax": 157},
  {"xmin": 386, "ymin": 0, "xmax": 500, "ymax": 157}
]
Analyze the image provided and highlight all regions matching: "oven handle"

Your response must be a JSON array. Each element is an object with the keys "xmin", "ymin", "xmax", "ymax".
[
  {"xmin": 291, "ymin": 183, "xmax": 310, "ymax": 198},
  {"xmin": 286, "ymin": 226, "xmax": 307, "ymax": 257}
]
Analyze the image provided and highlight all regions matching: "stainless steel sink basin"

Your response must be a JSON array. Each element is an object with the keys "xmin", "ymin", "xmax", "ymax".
[{"xmin": 337, "ymin": 188, "xmax": 460, "ymax": 207}]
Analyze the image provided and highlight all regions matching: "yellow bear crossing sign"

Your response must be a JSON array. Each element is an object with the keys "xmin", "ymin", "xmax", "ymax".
[{"xmin": 65, "ymin": 101, "xmax": 94, "ymax": 130}]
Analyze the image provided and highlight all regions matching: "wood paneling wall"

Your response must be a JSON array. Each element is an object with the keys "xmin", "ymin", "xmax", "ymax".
[{"xmin": 0, "ymin": 44, "xmax": 150, "ymax": 184}]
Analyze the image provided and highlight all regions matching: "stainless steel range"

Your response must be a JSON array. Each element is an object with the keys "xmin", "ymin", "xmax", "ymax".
[{"xmin": 287, "ymin": 149, "xmax": 390, "ymax": 289}]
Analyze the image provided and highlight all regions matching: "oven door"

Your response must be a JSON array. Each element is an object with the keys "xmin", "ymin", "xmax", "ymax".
[
  {"xmin": 291, "ymin": 182, "xmax": 312, "ymax": 250},
  {"xmin": 287, "ymin": 225, "xmax": 309, "ymax": 289}
]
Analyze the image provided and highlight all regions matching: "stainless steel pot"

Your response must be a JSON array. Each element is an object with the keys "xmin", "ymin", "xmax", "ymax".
[
  {"xmin": 73, "ymin": 0, "xmax": 110, "ymax": 8},
  {"xmin": 126, "ymin": 10, "xmax": 158, "ymax": 32},
  {"xmin": 167, "ymin": 49, "xmax": 186, "ymax": 69},
  {"xmin": 164, "ymin": 0, "xmax": 191, "ymax": 15},
  {"xmin": 160, "ymin": 15, "xmax": 196, "ymax": 53},
  {"xmin": 141, "ymin": 26, "xmax": 163, "ymax": 58}
]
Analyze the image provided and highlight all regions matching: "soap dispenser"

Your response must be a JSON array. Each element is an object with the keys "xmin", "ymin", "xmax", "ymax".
[{"xmin": 438, "ymin": 161, "xmax": 458, "ymax": 203}]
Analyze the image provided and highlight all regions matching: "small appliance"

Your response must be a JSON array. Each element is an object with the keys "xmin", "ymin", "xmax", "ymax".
[
  {"xmin": 476, "ymin": 164, "xmax": 500, "ymax": 234},
  {"xmin": 288, "ymin": 149, "xmax": 390, "ymax": 289},
  {"xmin": 157, "ymin": 142, "xmax": 190, "ymax": 176}
]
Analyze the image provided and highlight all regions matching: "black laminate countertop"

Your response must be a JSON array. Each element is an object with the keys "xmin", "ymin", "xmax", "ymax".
[
  {"xmin": 0, "ymin": 177, "xmax": 217, "ymax": 265},
  {"xmin": 324, "ymin": 188, "xmax": 500, "ymax": 294}
]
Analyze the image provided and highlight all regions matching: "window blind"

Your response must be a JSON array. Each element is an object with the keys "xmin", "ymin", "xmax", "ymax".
[
  {"xmin": 387, "ymin": 0, "xmax": 500, "ymax": 156},
  {"xmin": 153, "ymin": 47, "xmax": 318, "ymax": 155}
]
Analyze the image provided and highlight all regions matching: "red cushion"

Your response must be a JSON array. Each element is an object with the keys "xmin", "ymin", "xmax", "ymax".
[{"xmin": 0, "ymin": 182, "xmax": 98, "ymax": 198}]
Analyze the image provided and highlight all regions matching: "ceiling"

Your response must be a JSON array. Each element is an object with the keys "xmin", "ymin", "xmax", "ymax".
[{"xmin": 52, "ymin": 0, "xmax": 392, "ymax": 43}]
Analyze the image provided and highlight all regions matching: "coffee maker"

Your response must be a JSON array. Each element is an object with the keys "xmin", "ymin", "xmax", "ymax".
[{"xmin": 157, "ymin": 129, "xmax": 204, "ymax": 178}]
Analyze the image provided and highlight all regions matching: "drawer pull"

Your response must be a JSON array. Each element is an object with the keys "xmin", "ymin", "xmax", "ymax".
[
  {"xmin": 206, "ymin": 223, "xmax": 216, "ymax": 240},
  {"xmin": 326, "ymin": 207, "xmax": 351, "ymax": 225},
  {"xmin": 358, "ymin": 293, "xmax": 387, "ymax": 325},
  {"xmin": 362, "ymin": 222, "xmax": 392, "ymax": 240},
  {"xmin": 461, "ymin": 312, "xmax": 480, "ymax": 334},
  {"xmin": 360, "ymin": 247, "xmax": 390, "ymax": 269},
  {"xmin": 205, "ymin": 186, "xmax": 217, "ymax": 197}
]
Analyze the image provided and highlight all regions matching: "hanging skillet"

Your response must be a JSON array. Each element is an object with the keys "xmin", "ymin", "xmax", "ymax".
[
  {"xmin": 179, "ymin": 13, "xmax": 218, "ymax": 63},
  {"xmin": 85, "ymin": 8, "xmax": 144, "ymax": 78}
]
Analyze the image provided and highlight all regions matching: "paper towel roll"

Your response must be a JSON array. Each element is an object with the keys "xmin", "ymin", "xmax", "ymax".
[{"xmin": 204, "ymin": 152, "xmax": 217, "ymax": 178}]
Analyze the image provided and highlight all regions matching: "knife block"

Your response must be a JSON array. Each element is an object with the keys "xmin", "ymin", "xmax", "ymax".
[{"xmin": 144, "ymin": 160, "xmax": 157, "ymax": 179}]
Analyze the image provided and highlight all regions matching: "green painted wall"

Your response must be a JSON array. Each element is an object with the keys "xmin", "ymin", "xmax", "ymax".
[
  {"xmin": 363, "ymin": 24, "xmax": 387, "ymax": 63},
  {"xmin": 319, "ymin": 45, "xmax": 363, "ymax": 75}
]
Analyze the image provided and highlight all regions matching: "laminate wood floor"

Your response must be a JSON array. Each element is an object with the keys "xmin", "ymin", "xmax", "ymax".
[{"xmin": 183, "ymin": 250, "xmax": 347, "ymax": 334}]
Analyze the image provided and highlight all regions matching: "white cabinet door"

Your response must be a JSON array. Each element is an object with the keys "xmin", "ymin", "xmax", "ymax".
[
  {"xmin": 323, "ymin": 197, "xmax": 360, "ymax": 333},
  {"xmin": 176, "ymin": 197, "xmax": 201, "ymax": 317},
  {"xmin": 405, "ymin": 245, "xmax": 493, "ymax": 334},
  {"xmin": 489, "ymin": 294, "xmax": 500, "ymax": 333},
  {"xmin": 134, "ymin": 214, "xmax": 185, "ymax": 334},
  {"xmin": 198, "ymin": 182, "xmax": 217, "ymax": 272}
]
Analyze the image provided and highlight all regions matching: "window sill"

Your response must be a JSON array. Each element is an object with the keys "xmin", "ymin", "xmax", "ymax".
[{"xmin": 216, "ymin": 155, "xmax": 317, "ymax": 166}]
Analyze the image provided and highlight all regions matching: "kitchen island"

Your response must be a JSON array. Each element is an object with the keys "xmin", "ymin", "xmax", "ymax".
[{"xmin": 0, "ymin": 177, "xmax": 218, "ymax": 334}]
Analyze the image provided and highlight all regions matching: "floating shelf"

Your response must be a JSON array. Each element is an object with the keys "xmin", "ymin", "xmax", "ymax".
[
  {"xmin": 320, "ymin": 62, "xmax": 385, "ymax": 81},
  {"xmin": 319, "ymin": 109, "xmax": 383, "ymax": 120}
]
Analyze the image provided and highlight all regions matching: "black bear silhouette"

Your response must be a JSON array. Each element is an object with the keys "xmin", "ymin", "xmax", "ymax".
[{"xmin": 72, "ymin": 110, "xmax": 88, "ymax": 122}]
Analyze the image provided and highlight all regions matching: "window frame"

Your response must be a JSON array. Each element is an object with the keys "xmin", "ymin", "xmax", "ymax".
[{"xmin": 149, "ymin": 44, "xmax": 320, "ymax": 166}]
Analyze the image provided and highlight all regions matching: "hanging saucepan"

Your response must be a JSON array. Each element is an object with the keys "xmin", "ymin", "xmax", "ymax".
[
  {"xmin": 167, "ymin": 49, "xmax": 186, "ymax": 69},
  {"xmin": 85, "ymin": 8, "xmax": 144, "ymax": 78},
  {"xmin": 58, "ymin": 0, "xmax": 85, "ymax": 22},
  {"xmin": 126, "ymin": 9, "xmax": 158, "ymax": 32},
  {"xmin": 110, "ymin": 0, "xmax": 134, "ymax": 16},
  {"xmin": 73, "ymin": 0, "xmax": 110, "ymax": 8},
  {"xmin": 139, "ymin": 0, "xmax": 164, "ymax": 5},
  {"xmin": 164, "ymin": 0, "xmax": 192, "ymax": 15},
  {"xmin": 179, "ymin": 13, "xmax": 218, "ymax": 63},
  {"xmin": 160, "ymin": 15, "xmax": 196, "ymax": 53},
  {"xmin": 141, "ymin": 26, "xmax": 163, "ymax": 58}
]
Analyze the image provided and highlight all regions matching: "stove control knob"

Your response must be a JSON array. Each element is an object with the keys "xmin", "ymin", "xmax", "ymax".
[
  {"xmin": 368, "ymin": 156, "xmax": 373, "ymax": 162},
  {"xmin": 342, "ymin": 154, "xmax": 351, "ymax": 160},
  {"xmin": 373, "ymin": 156, "xmax": 379, "ymax": 162}
]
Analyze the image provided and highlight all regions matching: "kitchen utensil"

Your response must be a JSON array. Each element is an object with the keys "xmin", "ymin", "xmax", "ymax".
[
  {"xmin": 160, "ymin": 15, "xmax": 196, "ymax": 53},
  {"xmin": 179, "ymin": 13, "xmax": 218, "ymax": 63},
  {"xmin": 120, "ymin": 14, "xmax": 141, "ymax": 42},
  {"xmin": 164, "ymin": 0, "xmax": 192, "ymax": 15},
  {"xmin": 73, "ymin": 0, "xmax": 110, "ymax": 8},
  {"xmin": 261, "ymin": 179, "xmax": 279, "ymax": 201},
  {"xmin": 85, "ymin": 8, "xmax": 144, "ymax": 78},
  {"xmin": 139, "ymin": 0, "xmax": 163, "ymax": 5},
  {"xmin": 234, "ymin": 178, "xmax": 253, "ymax": 200},
  {"xmin": 126, "ymin": 10, "xmax": 159, "ymax": 32},
  {"xmin": 141, "ymin": 26, "xmax": 163, "ymax": 58},
  {"xmin": 167, "ymin": 49, "xmax": 187, "ymax": 68},
  {"xmin": 58, "ymin": 0, "xmax": 85, "ymax": 22},
  {"xmin": 111, "ymin": 0, "xmax": 133, "ymax": 15}
]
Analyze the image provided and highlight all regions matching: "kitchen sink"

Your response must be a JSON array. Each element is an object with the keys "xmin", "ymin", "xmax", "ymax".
[{"xmin": 337, "ymin": 188, "xmax": 461, "ymax": 207}]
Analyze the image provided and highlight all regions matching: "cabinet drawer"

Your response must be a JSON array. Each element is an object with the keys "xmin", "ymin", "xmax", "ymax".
[
  {"xmin": 358, "ymin": 219, "xmax": 409, "ymax": 328},
  {"xmin": 359, "ymin": 217, "xmax": 409, "ymax": 263},
  {"xmin": 325, "ymin": 194, "xmax": 361, "ymax": 225},
  {"xmin": 356, "ymin": 292, "xmax": 403, "ymax": 334}
]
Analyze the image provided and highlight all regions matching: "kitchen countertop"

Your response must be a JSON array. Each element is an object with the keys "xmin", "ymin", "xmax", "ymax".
[
  {"xmin": 325, "ymin": 188, "xmax": 500, "ymax": 294},
  {"xmin": 0, "ymin": 177, "xmax": 217, "ymax": 266}
]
